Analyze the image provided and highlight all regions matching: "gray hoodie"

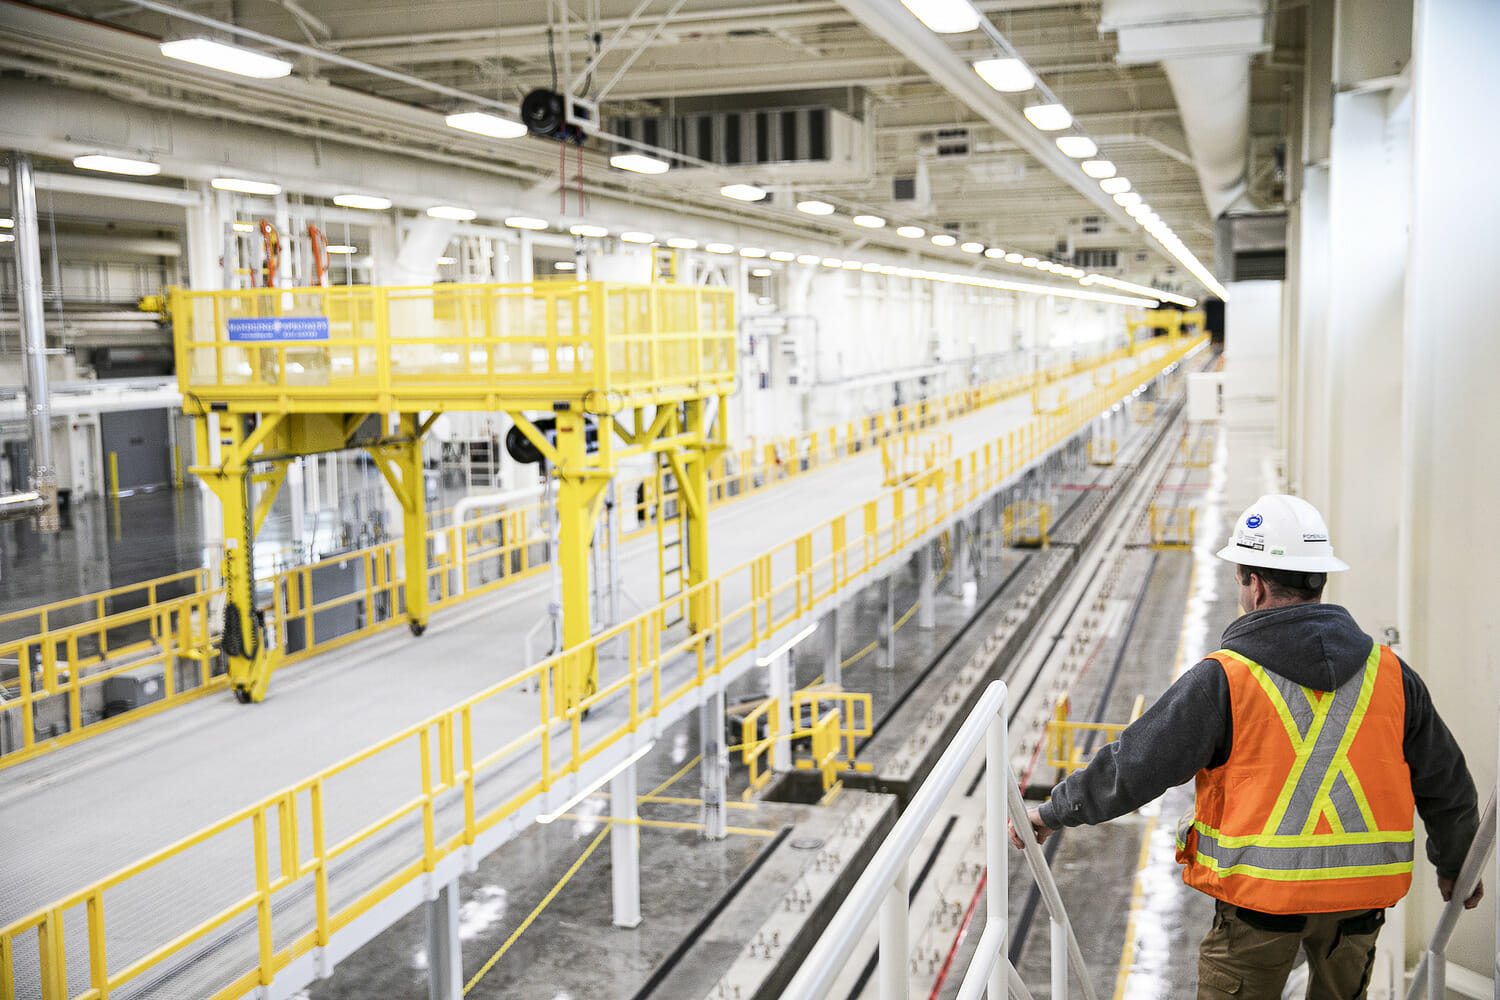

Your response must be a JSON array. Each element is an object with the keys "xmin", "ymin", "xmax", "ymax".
[{"xmin": 1037, "ymin": 603, "xmax": 1480, "ymax": 879}]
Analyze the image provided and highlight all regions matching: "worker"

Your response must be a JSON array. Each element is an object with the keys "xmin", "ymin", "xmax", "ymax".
[{"xmin": 1010, "ymin": 494, "xmax": 1482, "ymax": 999}]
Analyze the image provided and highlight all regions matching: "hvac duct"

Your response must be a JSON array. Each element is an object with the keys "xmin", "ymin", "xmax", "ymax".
[
  {"xmin": 7, "ymin": 152, "xmax": 58, "ymax": 530},
  {"xmin": 1100, "ymin": 0, "xmax": 1268, "ymax": 220}
]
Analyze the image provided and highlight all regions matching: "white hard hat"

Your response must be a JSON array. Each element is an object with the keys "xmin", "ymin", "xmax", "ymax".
[{"xmin": 1215, "ymin": 494, "xmax": 1350, "ymax": 573}]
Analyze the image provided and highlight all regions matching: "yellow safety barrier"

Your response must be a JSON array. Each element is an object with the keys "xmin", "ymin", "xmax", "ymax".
[
  {"xmin": 1181, "ymin": 435, "xmax": 1214, "ymax": 468},
  {"xmin": 0, "ymin": 336, "xmax": 1206, "ymax": 1000},
  {"xmin": 1047, "ymin": 693, "xmax": 1147, "ymax": 773},
  {"xmin": 1001, "ymin": 501, "xmax": 1052, "ymax": 548},
  {"xmin": 1088, "ymin": 438, "xmax": 1117, "ymax": 466},
  {"xmin": 880, "ymin": 431, "xmax": 953, "ymax": 486},
  {"xmin": 740, "ymin": 698, "xmax": 779, "ymax": 797},
  {"xmin": 739, "ymin": 687, "xmax": 874, "ymax": 801},
  {"xmin": 1149, "ymin": 504, "xmax": 1196, "ymax": 549},
  {"xmin": 1031, "ymin": 384, "xmax": 1069, "ymax": 415},
  {"xmin": 1132, "ymin": 400, "xmax": 1157, "ymax": 423}
]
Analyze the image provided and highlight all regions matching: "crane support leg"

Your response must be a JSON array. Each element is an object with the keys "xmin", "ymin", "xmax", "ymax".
[
  {"xmin": 366, "ymin": 413, "xmax": 432, "ymax": 636},
  {"xmin": 554, "ymin": 407, "xmax": 609, "ymax": 712}
]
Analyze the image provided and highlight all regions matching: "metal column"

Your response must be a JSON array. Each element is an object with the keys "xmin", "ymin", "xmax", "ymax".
[
  {"xmin": 699, "ymin": 689, "xmax": 727, "ymax": 840},
  {"xmin": 824, "ymin": 606, "xmax": 842, "ymax": 688},
  {"xmin": 610, "ymin": 761, "xmax": 642, "ymax": 928},
  {"xmin": 881, "ymin": 574, "xmax": 895, "ymax": 669},
  {"xmin": 917, "ymin": 543, "xmax": 936, "ymax": 629},
  {"xmin": 425, "ymin": 880, "xmax": 462, "ymax": 1000},
  {"xmin": 8, "ymin": 152, "xmax": 57, "ymax": 530},
  {"xmin": 769, "ymin": 647, "xmax": 793, "ymax": 772}
]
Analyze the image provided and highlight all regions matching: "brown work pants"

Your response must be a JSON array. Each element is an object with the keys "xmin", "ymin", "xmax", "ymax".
[{"xmin": 1197, "ymin": 901, "xmax": 1384, "ymax": 999}]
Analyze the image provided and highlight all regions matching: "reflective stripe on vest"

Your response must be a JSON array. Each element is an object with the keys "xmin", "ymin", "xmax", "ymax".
[{"xmin": 1179, "ymin": 641, "xmax": 1414, "ymax": 912}]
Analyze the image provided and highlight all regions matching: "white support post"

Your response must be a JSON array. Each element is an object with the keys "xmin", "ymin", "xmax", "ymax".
[
  {"xmin": 986, "ymin": 708, "xmax": 1008, "ymax": 999},
  {"xmin": 952, "ymin": 520, "xmax": 971, "ymax": 597},
  {"xmin": 825, "ymin": 606, "xmax": 842, "ymax": 688},
  {"xmin": 1051, "ymin": 918, "xmax": 1068, "ymax": 999},
  {"xmin": 288, "ymin": 458, "xmax": 306, "ymax": 558},
  {"xmin": 882, "ymin": 574, "xmax": 896, "ymax": 669},
  {"xmin": 770, "ymin": 648, "xmax": 794, "ymax": 772},
  {"xmin": 699, "ymin": 689, "xmax": 727, "ymax": 840},
  {"xmin": 425, "ymin": 880, "xmax": 462, "ymax": 1000},
  {"xmin": 918, "ymin": 544, "xmax": 936, "ymax": 629},
  {"xmin": 610, "ymin": 761, "xmax": 642, "ymax": 928},
  {"xmin": 878, "ymin": 867, "xmax": 910, "ymax": 1000}
]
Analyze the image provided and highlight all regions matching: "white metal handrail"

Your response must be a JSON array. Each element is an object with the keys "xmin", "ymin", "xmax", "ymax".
[
  {"xmin": 1403, "ymin": 704, "xmax": 1499, "ymax": 1000},
  {"xmin": 783, "ymin": 680, "xmax": 1099, "ymax": 1000}
]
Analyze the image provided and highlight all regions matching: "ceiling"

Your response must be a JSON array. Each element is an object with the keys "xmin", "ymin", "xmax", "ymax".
[{"xmin": 0, "ymin": 0, "xmax": 1303, "ymax": 297}]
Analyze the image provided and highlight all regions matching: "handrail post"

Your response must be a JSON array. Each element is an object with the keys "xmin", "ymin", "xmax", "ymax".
[
  {"xmin": 879, "ymin": 867, "xmax": 910, "ymax": 1000},
  {"xmin": 986, "ymin": 703, "xmax": 1008, "ymax": 999}
]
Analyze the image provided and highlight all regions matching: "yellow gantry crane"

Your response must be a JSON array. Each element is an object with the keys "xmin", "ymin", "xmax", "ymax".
[{"xmin": 171, "ymin": 281, "xmax": 735, "ymax": 705}]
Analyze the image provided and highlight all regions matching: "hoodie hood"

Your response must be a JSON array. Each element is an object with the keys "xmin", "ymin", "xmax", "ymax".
[{"xmin": 1219, "ymin": 604, "xmax": 1374, "ymax": 691}]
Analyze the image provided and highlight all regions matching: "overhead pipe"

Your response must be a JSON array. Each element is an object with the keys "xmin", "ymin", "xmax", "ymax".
[{"xmin": 7, "ymin": 152, "xmax": 58, "ymax": 530}]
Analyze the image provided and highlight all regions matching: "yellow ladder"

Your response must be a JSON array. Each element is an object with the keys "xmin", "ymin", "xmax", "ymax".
[{"xmin": 655, "ymin": 450, "xmax": 687, "ymax": 628}]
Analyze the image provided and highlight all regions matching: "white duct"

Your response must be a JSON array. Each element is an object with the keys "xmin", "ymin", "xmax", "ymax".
[{"xmin": 1100, "ymin": 0, "xmax": 1268, "ymax": 220}]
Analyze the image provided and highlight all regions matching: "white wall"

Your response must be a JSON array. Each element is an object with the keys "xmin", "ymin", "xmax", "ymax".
[{"xmin": 1222, "ymin": 280, "xmax": 1283, "ymax": 432}]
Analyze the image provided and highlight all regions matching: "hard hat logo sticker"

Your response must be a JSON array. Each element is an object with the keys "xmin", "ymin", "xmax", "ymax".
[{"xmin": 1246, "ymin": 514, "xmax": 1263, "ymax": 529}]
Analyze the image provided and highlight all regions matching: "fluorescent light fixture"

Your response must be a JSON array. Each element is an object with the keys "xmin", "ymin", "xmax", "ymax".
[
  {"xmin": 326, "ymin": 244, "xmax": 358, "ymax": 254},
  {"xmin": 505, "ymin": 216, "xmax": 549, "ymax": 230},
  {"xmin": 751, "ymin": 267, "xmax": 774, "ymax": 277},
  {"xmin": 333, "ymin": 194, "xmax": 392, "ymax": 210},
  {"xmin": 961, "ymin": 241, "xmax": 983, "ymax": 254},
  {"xmin": 720, "ymin": 183, "xmax": 767, "ymax": 202},
  {"xmin": 436, "ymin": 256, "xmax": 457, "ymax": 265},
  {"xmin": 1001, "ymin": 252, "xmax": 1021, "ymax": 263},
  {"xmin": 569, "ymin": 224, "xmax": 609, "ymax": 237},
  {"xmin": 609, "ymin": 152, "xmax": 670, "ymax": 174},
  {"xmin": 537, "ymin": 742, "xmax": 656, "ymax": 824},
  {"xmin": 446, "ymin": 111, "xmax": 527, "ymax": 139},
  {"xmin": 1081, "ymin": 159, "xmax": 1116, "ymax": 179},
  {"xmin": 796, "ymin": 253, "xmax": 820, "ymax": 264},
  {"xmin": 984, "ymin": 248, "xmax": 1004, "ymax": 259},
  {"xmin": 862, "ymin": 262, "xmax": 882, "ymax": 272},
  {"xmin": 1022, "ymin": 256, "xmax": 1039, "ymax": 267},
  {"xmin": 852, "ymin": 214, "xmax": 886, "ymax": 228},
  {"xmin": 842, "ymin": 260, "xmax": 863, "ymax": 270},
  {"xmin": 0, "ymin": 218, "xmax": 11, "ymax": 228},
  {"xmin": 1113, "ymin": 191, "xmax": 1143, "ymax": 207},
  {"xmin": 1126, "ymin": 202, "xmax": 1150, "ymax": 217},
  {"xmin": 1055, "ymin": 136, "xmax": 1097, "ymax": 158},
  {"xmin": 1023, "ymin": 104, "xmax": 1072, "ymax": 131},
  {"xmin": 740, "ymin": 247, "xmax": 768, "ymax": 258},
  {"xmin": 0, "ymin": 234, "xmax": 13, "ymax": 243},
  {"xmin": 897, "ymin": 225, "xmax": 926, "ymax": 238},
  {"xmin": 159, "ymin": 37, "xmax": 292, "ymax": 79},
  {"xmin": 427, "ymin": 205, "xmax": 477, "ymax": 221},
  {"xmin": 666, "ymin": 237, "xmax": 698, "ymax": 249},
  {"xmin": 555, "ymin": 261, "xmax": 576, "ymax": 270},
  {"xmin": 620, "ymin": 231, "xmax": 655, "ymax": 243},
  {"xmin": 73, "ymin": 154, "xmax": 160, "ymax": 176},
  {"xmin": 232, "ymin": 222, "xmax": 256, "ymax": 233},
  {"xmin": 899, "ymin": 0, "xmax": 981, "ymax": 33},
  {"xmin": 821, "ymin": 257, "xmax": 843, "ymax": 267},
  {"xmin": 769, "ymin": 251, "xmax": 796, "ymax": 261},
  {"xmin": 797, "ymin": 200, "xmax": 835, "ymax": 216},
  {"xmin": 1100, "ymin": 177, "xmax": 1132, "ymax": 195},
  {"xmin": 211, "ymin": 177, "xmax": 281, "ymax": 196},
  {"xmin": 705, "ymin": 242, "xmax": 735, "ymax": 254},
  {"xmin": 931, "ymin": 233, "xmax": 957, "ymax": 247},
  {"xmin": 972, "ymin": 57, "xmax": 1034, "ymax": 92}
]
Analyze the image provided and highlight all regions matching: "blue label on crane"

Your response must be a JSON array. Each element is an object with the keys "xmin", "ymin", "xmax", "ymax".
[{"xmin": 226, "ymin": 316, "xmax": 330, "ymax": 342}]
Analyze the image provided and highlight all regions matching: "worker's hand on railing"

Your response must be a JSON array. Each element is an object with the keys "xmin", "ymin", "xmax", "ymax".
[
  {"xmin": 1438, "ymin": 876, "xmax": 1484, "ymax": 910},
  {"xmin": 1007, "ymin": 805, "xmax": 1056, "ymax": 849}
]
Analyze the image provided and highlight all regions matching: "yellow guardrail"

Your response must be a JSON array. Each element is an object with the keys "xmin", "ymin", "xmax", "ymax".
[
  {"xmin": 880, "ymin": 431, "xmax": 953, "ymax": 486},
  {"xmin": 1088, "ymin": 438, "xmax": 1117, "ymax": 466},
  {"xmin": 1047, "ymin": 693, "xmax": 1147, "ymax": 774},
  {"xmin": 0, "ymin": 336, "xmax": 1205, "ymax": 1000},
  {"xmin": 1001, "ymin": 501, "xmax": 1052, "ymax": 548},
  {"xmin": 1132, "ymin": 400, "xmax": 1156, "ymax": 423},
  {"xmin": 172, "ymin": 281, "xmax": 737, "ymax": 413},
  {"xmin": 1181, "ymin": 435, "xmax": 1214, "ymax": 468},
  {"xmin": 1148, "ymin": 504, "xmax": 1196, "ymax": 549},
  {"xmin": 739, "ymin": 687, "xmax": 874, "ymax": 800}
]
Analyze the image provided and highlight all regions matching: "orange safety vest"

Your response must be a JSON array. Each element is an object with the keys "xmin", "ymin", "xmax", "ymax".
[{"xmin": 1175, "ymin": 642, "xmax": 1415, "ymax": 914}]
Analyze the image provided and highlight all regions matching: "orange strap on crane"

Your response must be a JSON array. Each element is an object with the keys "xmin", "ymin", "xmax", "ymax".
[
  {"xmin": 258, "ymin": 220, "xmax": 281, "ymax": 288},
  {"xmin": 308, "ymin": 223, "xmax": 329, "ymax": 287}
]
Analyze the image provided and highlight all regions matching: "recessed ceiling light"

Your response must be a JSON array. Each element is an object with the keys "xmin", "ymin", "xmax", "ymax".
[
  {"xmin": 555, "ymin": 261, "xmax": 576, "ymax": 270},
  {"xmin": 325, "ymin": 244, "xmax": 358, "ymax": 254},
  {"xmin": 620, "ymin": 231, "xmax": 655, "ymax": 243},
  {"xmin": 232, "ymin": 222, "xmax": 256, "ymax": 233},
  {"xmin": 1114, "ymin": 192, "xmax": 1143, "ymax": 207},
  {"xmin": 0, "ymin": 218, "xmax": 11, "ymax": 228},
  {"xmin": 821, "ymin": 257, "xmax": 843, "ymax": 267},
  {"xmin": 0, "ymin": 234, "xmax": 13, "ymax": 243},
  {"xmin": 505, "ymin": 216, "xmax": 549, "ymax": 230},
  {"xmin": 899, "ymin": 0, "xmax": 981, "ymax": 33},
  {"xmin": 1126, "ymin": 202, "xmax": 1151, "ymax": 217},
  {"xmin": 740, "ymin": 247, "xmax": 767, "ymax": 258},
  {"xmin": 852, "ymin": 214, "xmax": 886, "ymax": 228},
  {"xmin": 436, "ymin": 256, "xmax": 457, "ymax": 265},
  {"xmin": 796, "ymin": 254, "xmax": 820, "ymax": 264},
  {"xmin": 666, "ymin": 237, "xmax": 698, "ymax": 249},
  {"xmin": 843, "ymin": 260, "xmax": 863, "ymax": 270},
  {"xmin": 427, "ymin": 205, "xmax": 477, "ymax": 221},
  {"xmin": 1023, "ymin": 103, "xmax": 1073, "ymax": 131},
  {"xmin": 984, "ymin": 248, "xmax": 1004, "ymax": 259},
  {"xmin": 1081, "ymin": 160, "xmax": 1116, "ymax": 179},
  {"xmin": 769, "ymin": 251, "xmax": 796, "ymax": 261},
  {"xmin": 705, "ymin": 242, "xmax": 735, "ymax": 254},
  {"xmin": 1004, "ymin": 252, "xmax": 1023, "ymax": 263},
  {"xmin": 74, "ymin": 154, "xmax": 160, "ymax": 176},
  {"xmin": 931, "ymin": 234, "xmax": 958, "ymax": 247},
  {"xmin": 961, "ymin": 242, "xmax": 984, "ymax": 253},
  {"xmin": 609, "ymin": 152, "xmax": 670, "ymax": 174},
  {"xmin": 570, "ymin": 224, "xmax": 609, "ymax": 237},
  {"xmin": 751, "ymin": 267, "xmax": 773, "ymax": 277},
  {"xmin": 446, "ymin": 111, "xmax": 528, "ymax": 139},
  {"xmin": 334, "ymin": 194, "xmax": 392, "ymax": 210},
  {"xmin": 972, "ymin": 57, "xmax": 1034, "ymax": 92},
  {"xmin": 862, "ymin": 262, "xmax": 881, "ymax": 272},
  {"xmin": 1022, "ymin": 257, "xmax": 1039, "ymax": 267},
  {"xmin": 160, "ymin": 37, "xmax": 292, "ymax": 79},
  {"xmin": 1100, "ymin": 177, "xmax": 1132, "ymax": 195},
  {"xmin": 720, "ymin": 184, "xmax": 767, "ymax": 202},
  {"xmin": 897, "ymin": 225, "xmax": 925, "ymax": 238},
  {"xmin": 1055, "ymin": 136, "xmax": 1098, "ymax": 158},
  {"xmin": 211, "ymin": 177, "xmax": 281, "ymax": 195},
  {"xmin": 797, "ymin": 200, "xmax": 835, "ymax": 215}
]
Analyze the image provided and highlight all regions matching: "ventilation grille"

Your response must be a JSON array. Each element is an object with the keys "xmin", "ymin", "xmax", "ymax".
[
  {"xmin": 609, "ymin": 106, "xmax": 857, "ymax": 167},
  {"xmin": 1074, "ymin": 248, "xmax": 1119, "ymax": 269}
]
